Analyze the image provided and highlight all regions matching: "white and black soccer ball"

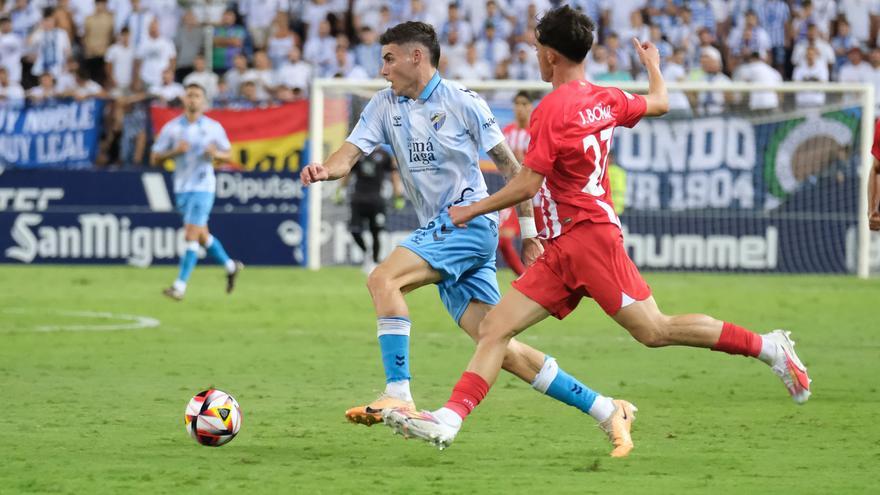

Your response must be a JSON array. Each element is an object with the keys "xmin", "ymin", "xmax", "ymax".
[{"xmin": 184, "ymin": 389, "xmax": 242, "ymax": 447}]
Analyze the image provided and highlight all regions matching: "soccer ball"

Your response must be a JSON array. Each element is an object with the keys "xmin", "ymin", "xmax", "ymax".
[{"xmin": 184, "ymin": 389, "xmax": 242, "ymax": 446}]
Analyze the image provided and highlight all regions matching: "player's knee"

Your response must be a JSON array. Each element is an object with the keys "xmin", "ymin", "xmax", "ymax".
[
  {"xmin": 476, "ymin": 316, "xmax": 513, "ymax": 347},
  {"xmin": 366, "ymin": 266, "xmax": 396, "ymax": 297}
]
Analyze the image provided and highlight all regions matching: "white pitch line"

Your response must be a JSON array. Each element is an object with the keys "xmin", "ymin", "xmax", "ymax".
[{"xmin": 2, "ymin": 309, "xmax": 160, "ymax": 332}]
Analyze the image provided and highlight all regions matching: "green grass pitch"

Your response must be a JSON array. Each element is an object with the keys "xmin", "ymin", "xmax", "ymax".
[{"xmin": 1, "ymin": 265, "xmax": 878, "ymax": 494}]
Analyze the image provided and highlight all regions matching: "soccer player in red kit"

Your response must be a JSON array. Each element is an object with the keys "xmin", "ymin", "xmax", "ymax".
[
  {"xmin": 868, "ymin": 118, "xmax": 880, "ymax": 230},
  {"xmin": 498, "ymin": 90, "xmax": 543, "ymax": 274},
  {"xmin": 383, "ymin": 5, "xmax": 811, "ymax": 457}
]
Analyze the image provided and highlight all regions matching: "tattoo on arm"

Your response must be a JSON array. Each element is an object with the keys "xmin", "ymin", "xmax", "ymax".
[{"xmin": 488, "ymin": 142, "xmax": 534, "ymax": 218}]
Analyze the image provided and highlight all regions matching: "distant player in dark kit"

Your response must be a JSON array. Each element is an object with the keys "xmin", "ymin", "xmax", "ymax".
[{"xmin": 338, "ymin": 148, "xmax": 404, "ymax": 273}]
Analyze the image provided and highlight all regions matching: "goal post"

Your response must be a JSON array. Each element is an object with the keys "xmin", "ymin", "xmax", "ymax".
[{"xmin": 309, "ymin": 78, "xmax": 875, "ymax": 278}]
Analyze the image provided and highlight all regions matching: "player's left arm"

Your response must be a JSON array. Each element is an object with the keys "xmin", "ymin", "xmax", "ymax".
[
  {"xmin": 632, "ymin": 38, "xmax": 669, "ymax": 117},
  {"xmin": 869, "ymin": 157, "xmax": 880, "ymax": 230}
]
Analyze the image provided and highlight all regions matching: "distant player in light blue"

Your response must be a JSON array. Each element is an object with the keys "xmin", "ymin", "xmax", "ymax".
[
  {"xmin": 151, "ymin": 83, "xmax": 243, "ymax": 301},
  {"xmin": 301, "ymin": 22, "xmax": 616, "ymax": 434}
]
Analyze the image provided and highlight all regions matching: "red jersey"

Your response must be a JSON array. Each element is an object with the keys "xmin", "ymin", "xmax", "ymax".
[
  {"xmin": 502, "ymin": 122, "xmax": 546, "ymax": 235},
  {"xmin": 872, "ymin": 118, "xmax": 880, "ymax": 161},
  {"xmin": 524, "ymin": 80, "xmax": 646, "ymax": 238},
  {"xmin": 502, "ymin": 122, "xmax": 530, "ymax": 157}
]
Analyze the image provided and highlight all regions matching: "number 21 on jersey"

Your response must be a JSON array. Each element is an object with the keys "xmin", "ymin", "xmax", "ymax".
[{"xmin": 581, "ymin": 126, "xmax": 615, "ymax": 196}]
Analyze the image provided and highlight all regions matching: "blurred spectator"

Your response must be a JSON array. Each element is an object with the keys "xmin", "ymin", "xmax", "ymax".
[
  {"xmin": 118, "ymin": 78, "xmax": 150, "ymax": 168},
  {"xmin": 59, "ymin": 66, "xmax": 106, "ymax": 100},
  {"xmin": 792, "ymin": 24, "xmax": 835, "ymax": 68},
  {"xmin": 135, "ymin": 19, "xmax": 175, "ymax": 89},
  {"xmin": 509, "ymin": 42, "xmax": 540, "ymax": 81},
  {"xmin": 831, "ymin": 19, "xmax": 858, "ymax": 71},
  {"xmin": 251, "ymin": 50, "xmax": 276, "ymax": 99},
  {"xmin": 212, "ymin": 9, "xmax": 246, "ymax": 75},
  {"xmin": 792, "ymin": 45, "xmax": 829, "ymax": 107},
  {"xmin": 151, "ymin": 67, "xmax": 185, "ymax": 105},
  {"xmin": 440, "ymin": 3, "xmax": 473, "ymax": 44},
  {"xmin": 229, "ymin": 79, "xmax": 264, "ymax": 109},
  {"xmin": 451, "ymin": 42, "xmax": 491, "ymax": 80},
  {"xmin": 585, "ymin": 44, "xmax": 609, "ymax": 81},
  {"xmin": 869, "ymin": 48, "xmax": 880, "ymax": 112},
  {"xmin": 595, "ymin": 54, "xmax": 632, "ymax": 82},
  {"xmin": 275, "ymin": 45, "xmax": 312, "ymax": 97},
  {"xmin": 441, "ymin": 28, "xmax": 467, "ymax": 71},
  {"xmin": 27, "ymin": 71, "xmax": 59, "ymax": 102},
  {"xmin": 662, "ymin": 48, "xmax": 691, "ymax": 117},
  {"xmin": 405, "ymin": 0, "xmax": 432, "ymax": 25},
  {"xmin": 191, "ymin": 0, "xmax": 226, "ymax": 26},
  {"xmin": 0, "ymin": 15, "xmax": 23, "ymax": 83},
  {"xmin": 267, "ymin": 13, "xmax": 297, "ymax": 70},
  {"xmin": 726, "ymin": 10, "xmax": 771, "ymax": 68},
  {"xmin": 223, "ymin": 53, "xmax": 251, "ymax": 97},
  {"xmin": 603, "ymin": 0, "xmax": 648, "ymax": 36},
  {"xmin": 82, "ymin": 0, "xmax": 114, "ymax": 85},
  {"xmin": 604, "ymin": 32, "xmax": 632, "ymax": 74},
  {"xmin": 809, "ymin": 0, "xmax": 838, "ymax": 39},
  {"xmin": 475, "ymin": 22, "xmax": 509, "ymax": 76},
  {"xmin": 668, "ymin": 6, "xmax": 698, "ymax": 58},
  {"xmin": 302, "ymin": 0, "xmax": 332, "ymax": 41},
  {"xmin": 331, "ymin": 43, "xmax": 367, "ymax": 79},
  {"xmin": 53, "ymin": 0, "xmax": 78, "ymax": 44},
  {"xmin": 733, "ymin": 51, "xmax": 782, "ymax": 111},
  {"xmin": 690, "ymin": 46, "xmax": 731, "ymax": 115},
  {"xmin": 303, "ymin": 19, "xmax": 335, "ymax": 75},
  {"xmin": 125, "ymin": 0, "xmax": 155, "ymax": 54},
  {"xmin": 352, "ymin": 0, "xmax": 385, "ymax": 33},
  {"xmin": 238, "ymin": 0, "xmax": 287, "ymax": 50},
  {"xmin": 149, "ymin": 0, "xmax": 181, "ymax": 40},
  {"xmin": 55, "ymin": 57, "xmax": 79, "ymax": 92},
  {"xmin": 108, "ymin": 0, "xmax": 132, "ymax": 34},
  {"xmin": 839, "ymin": 0, "xmax": 878, "ymax": 44},
  {"xmin": 839, "ymin": 47, "xmax": 873, "ymax": 85},
  {"xmin": 9, "ymin": 0, "xmax": 40, "ymax": 40},
  {"xmin": 354, "ymin": 26, "xmax": 381, "ymax": 77},
  {"xmin": 483, "ymin": 0, "xmax": 512, "ymax": 39},
  {"xmin": 621, "ymin": 9, "xmax": 650, "ymax": 49},
  {"xmin": 0, "ymin": 66, "xmax": 25, "ymax": 103},
  {"xmin": 105, "ymin": 27, "xmax": 134, "ymax": 94},
  {"xmin": 175, "ymin": 10, "xmax": 204, "ymax": 82},
  {"xmin": 756, "ymin": 0, "xmax": 790, "ymax": 69},
  {"xmin": 28, "ymin": 11, "xmax": 71, "ymax": 79},
  {"xmin": 183, "ymin": 54, "xmax": 219, "ymax": 102},
  {"xmin": 375, "ymin": 5, "xmax": 395, "ymax": 36},
  {"xmin": 687, "ymin": 0, "xmax": 716, "ymax": 35},
  {"xmin": 648, "ymin": 24, "xmax": 672, "ymax": 61}
]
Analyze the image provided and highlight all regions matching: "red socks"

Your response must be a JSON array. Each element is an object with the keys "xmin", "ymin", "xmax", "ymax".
[
  {"xmin": 712, "ymin": 322, "xmax": 762, "ymax": 357},
  {"xmin": 444, "ymin": 371, "xmax": 490, "ymax": 420},
  {"xmin": 498, "ymin": 236, "xmax": 526, "ymax": 275}
]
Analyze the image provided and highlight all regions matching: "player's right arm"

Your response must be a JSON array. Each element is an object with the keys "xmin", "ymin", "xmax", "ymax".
[
  {"xmin": 632, "ymin": 38, "xmax": 669, "ymax": 117},
  {"xmin": 302, "ymin": 93, "xmax": 385, "ymax": 186},
  {"xmin": 300, "ymin": 142, "xmax": 364, "ymax": 185}
]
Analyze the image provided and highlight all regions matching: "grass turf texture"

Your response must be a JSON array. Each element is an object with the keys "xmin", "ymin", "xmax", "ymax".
[{"xmin": 1, "ymin": 265, "xmax": 877, "ymax": 494}]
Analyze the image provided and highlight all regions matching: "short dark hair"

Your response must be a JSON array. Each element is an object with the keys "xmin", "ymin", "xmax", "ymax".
[
  {"xmin": 514, "ymin": 90, "xmax": 533, "ymax": 102},
  {"xmin": 535, "ymin": 5, "xmax": 594, "ymax": 63},
  {"xmin": 379, "ymin": 21, "xmax": 440, "ymax": 67},
  {"xmin": 184, "ymin": 82, "xmax": 206, "ymax": 94}
]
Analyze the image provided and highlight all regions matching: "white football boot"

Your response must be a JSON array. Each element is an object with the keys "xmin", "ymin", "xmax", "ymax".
[{"xmin": 383, "ymin": 408, "xmax": 460, "ymax": 450}]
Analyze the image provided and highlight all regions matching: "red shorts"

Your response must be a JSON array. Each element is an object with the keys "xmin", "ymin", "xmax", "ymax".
[{"xmin": 512, "ymin": 221, "xmax": 651, "ymax": 318}]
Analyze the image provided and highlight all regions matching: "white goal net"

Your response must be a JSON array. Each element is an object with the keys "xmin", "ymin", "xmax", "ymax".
[{"xmin": 308, "ymin": 79, "xmax": 875, "ymax": 278}]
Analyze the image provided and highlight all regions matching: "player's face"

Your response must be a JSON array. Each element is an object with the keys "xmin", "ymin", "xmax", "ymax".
[
  {"xmin": 183, "ymin": 87, "xmax": 206, "ymax": 114},
  {"xmin": 535, "ymin": 42, "xmax": 552, "ymax": 82},
  {"xmin": 381, "ymin": 43, "xmax": 416, "ymax": 95},
  {"xmin": 513, "ymin": 96, "xmax": 532, "ymax": 122}
]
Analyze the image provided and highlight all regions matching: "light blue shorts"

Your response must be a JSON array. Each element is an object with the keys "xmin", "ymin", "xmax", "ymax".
[
  {"xmin": 400, "ymin": 211, "xmax": 501, "ymax": 324},
  {"xmin": 175, "ymin": 192, "xmax": 214, "ymax": 226}
]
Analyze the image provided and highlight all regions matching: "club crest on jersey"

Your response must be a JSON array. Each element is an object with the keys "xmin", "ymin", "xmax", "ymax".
[{"xmin": 430, "ymin": 111, "xmax": 446, "ymax": 131}]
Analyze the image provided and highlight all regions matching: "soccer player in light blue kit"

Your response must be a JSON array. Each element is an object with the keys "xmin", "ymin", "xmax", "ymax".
[
  {"xmin": 151, "ymin": 83, "xmax": 243, "ymax": 301},
  {"xmin": 301, "ymin": 23, "xmax": 632, "ymax": 446}
]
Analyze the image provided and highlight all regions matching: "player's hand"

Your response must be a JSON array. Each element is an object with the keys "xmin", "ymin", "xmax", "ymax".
[
  {"xmin": 448, "ymin": 205, "xmax": 475, "ymax": 227},
  {"xmin": 521, "ymin": 237, "xmax": 543, "ymax": 266},
  {"xmin": 393, "ymin": 195, "xmax": 405, "ymax": 210},
  {"xmin": 870, "ymin": 211, "xmax": 880, "ymax": 231},
  {"xmin": 174, "ymin": 140, "xmax": 190, "ymax": 155},
  {"xmin": 632, "ymin": 38, "xmax": 660, "ymax": 68},
  {"xmin": 204, "ymin": 143, "xmax": 217, "ymax": 160},
  {"xmin": 300, "ymin": 163, "xmax": 330, "ymax": 186}
]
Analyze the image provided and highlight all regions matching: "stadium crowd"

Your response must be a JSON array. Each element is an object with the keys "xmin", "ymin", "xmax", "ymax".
[{"xmin": 0, "ymin": 0, "xmax": 879, "ymax": 166}]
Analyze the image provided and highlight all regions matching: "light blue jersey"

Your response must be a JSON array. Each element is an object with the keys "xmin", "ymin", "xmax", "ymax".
[
  {"xmin": 152, "ymin": 115, "xmax": 231, "ymax": 194},
  {"xmin": 346, "ymin": 72, "xmax": 504, "ymax": 225}
]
